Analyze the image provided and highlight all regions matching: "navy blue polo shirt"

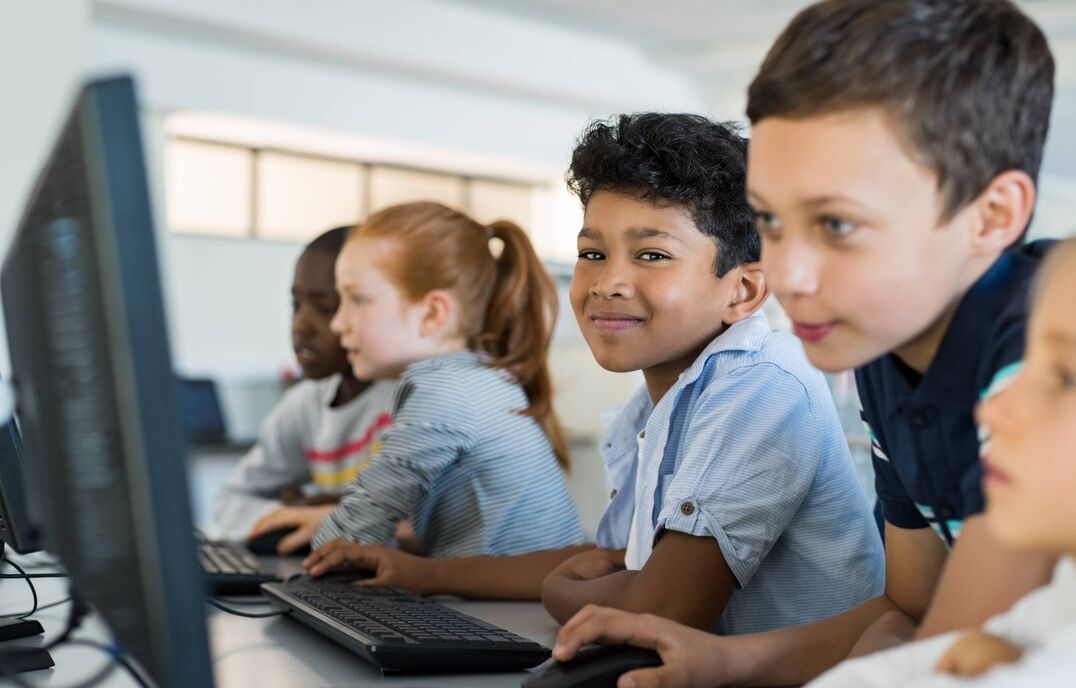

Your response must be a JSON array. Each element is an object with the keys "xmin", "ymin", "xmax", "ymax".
[{"xmin": 855, "ymin": 241, "xmax": 1054, "ymax": 546}]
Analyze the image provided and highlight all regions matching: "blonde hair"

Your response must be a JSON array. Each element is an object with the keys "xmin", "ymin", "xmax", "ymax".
[{"xmin": 349, "ymin": 202, "xmax": 569, "ymax": 469}]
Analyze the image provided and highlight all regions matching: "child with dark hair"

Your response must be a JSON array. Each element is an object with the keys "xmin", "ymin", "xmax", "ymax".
[
  {"xmin": 215, "ymin": 226, "xmax": 396, "ymax": 553},
  {"xmin": 304, "ymin": 114, "xmax": 883, "ymax": 636},
  {"xmin": 551, "ymin": 2, "xmax": 1059, "ymax": 686}
]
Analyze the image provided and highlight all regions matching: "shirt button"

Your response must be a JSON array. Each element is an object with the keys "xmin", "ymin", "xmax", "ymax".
[
  {"xmin": 680, "ymin": 502, "xmax": 695, "ymax": 516},
  {"xmin": 910, "ymin": 409, "xmax": 930, "ymax": 428},
  {"xmin": 610, "ymin": 489, "xmax": 618, "ymax": 499}
]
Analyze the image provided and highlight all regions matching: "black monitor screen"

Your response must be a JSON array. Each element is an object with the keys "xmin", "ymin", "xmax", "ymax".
[{"xmin": 0, "ymin": 76, "xmax": 213, "ymax": 686}]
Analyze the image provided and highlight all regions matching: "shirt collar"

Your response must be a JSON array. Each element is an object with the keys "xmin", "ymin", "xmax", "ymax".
[
  {"xmin": 600, "ymin": 310, "xmax": 771, "ymax": 457},
  {"xmin": 676, "ymin": 310, "xmax": 771, "ymax": 389}
]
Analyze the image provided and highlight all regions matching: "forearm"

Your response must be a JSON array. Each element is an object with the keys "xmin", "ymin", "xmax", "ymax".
[
  {"xmin": 916, "ymin": 548, "xmax": 1055, "ymax": 639},
  {"xmin": 426, "ymin": 545, "xmax": 593, "ymax": 600},
  {"xmin": 541, "ymin": 570, "xmax": 638, "ymax": 624},
  {"xmin": 731, "ymin": 595, "xmax": 903, "ymax": 687}
]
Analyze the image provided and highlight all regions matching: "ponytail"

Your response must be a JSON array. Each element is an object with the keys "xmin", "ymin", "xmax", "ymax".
[{"xmin": 476, "ymin": 221, "xmax": 569, "ymax": 469}]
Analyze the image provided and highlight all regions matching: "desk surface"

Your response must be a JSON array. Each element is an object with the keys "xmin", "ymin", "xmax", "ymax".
[{"xmin": 2, "ymin": 553, "xmax": 560, "ymax": 687}]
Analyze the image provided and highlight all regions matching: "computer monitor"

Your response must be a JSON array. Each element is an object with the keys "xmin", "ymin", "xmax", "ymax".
[
  {"xmin": 0, "ymin": 415, "xmax": 42, "ymax": 555},
  {"xmin": 178, "ymin": 377, "xmax": 229, "ymax": 445},
  {"xmin": 0, "ymin": 76, "xmax": 213, "ymax": 686}
]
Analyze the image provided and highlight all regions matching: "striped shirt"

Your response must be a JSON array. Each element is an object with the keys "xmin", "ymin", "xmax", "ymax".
[
  {"xmin": 313, "ymin": 352, "xmax": 585, "ymax": 557},
  {"xmin": 214, "ymin": 375, "xmax": 397, "ymax": 539},
  {"xmin": 597, "ymin": 312, "xmax": 885, "ymax": 635}
]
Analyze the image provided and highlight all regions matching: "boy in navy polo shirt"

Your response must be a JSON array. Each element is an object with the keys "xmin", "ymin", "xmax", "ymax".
[{"xmin": 550, "ymin": 1, "xmax": 1059, "ymax": 686}]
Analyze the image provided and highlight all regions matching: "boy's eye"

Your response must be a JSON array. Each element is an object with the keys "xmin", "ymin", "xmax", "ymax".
[
  {"xmin": 637, "ymin": 251, "xmax": 670, "ymax": 262},
  {"xmin": 578, "ymin": 250, "xmax": 604, "ymax": 261},
  {"xmin": 753, "ymin": 211, "xmax": 781, "ymax": 237},
  {"xmin": 290, "ymin": 300, "xmax": 300, "ymax": 313},
  {"xmin": 820, "ymin": 216, "xmax": 857, "ymax": 237}
]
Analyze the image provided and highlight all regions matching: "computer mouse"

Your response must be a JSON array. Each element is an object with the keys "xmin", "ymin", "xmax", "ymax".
[
  {"xmin": 245, "ymin": 527, "xmax": 310, "ymax": 556},
  {"xmin": 521, "ymin": 645, "xmax": 662, "ymax": 688}
]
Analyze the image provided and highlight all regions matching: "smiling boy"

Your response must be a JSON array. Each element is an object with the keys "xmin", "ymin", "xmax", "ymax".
[{"xmin": 539, "ymin": 113, "xmax": 883, "ymax": 633}]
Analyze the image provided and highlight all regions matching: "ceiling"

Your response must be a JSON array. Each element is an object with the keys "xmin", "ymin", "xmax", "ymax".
[{"xmin": 446, "ymin": 0, "xmax": 1076, "ymax": 178}]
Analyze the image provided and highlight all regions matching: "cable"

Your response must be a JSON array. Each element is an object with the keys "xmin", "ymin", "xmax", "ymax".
[
  {"xmin": 0, "ymin": 557, "xmax": 38, "ymax": 620},
  {"xmin": 0, "ymin": 596, "xmax": 71, "ymax": 619},
  {"xmin": 211, "ymin": 595, "xmax": 275, "ymax": 606},
  {"xmin": 0, "ymin": 572, "xmax": 68, "ymax": 579},
  {"xmin": 206, "ymin": 598, "xmax": 289, "ymax": 619}
]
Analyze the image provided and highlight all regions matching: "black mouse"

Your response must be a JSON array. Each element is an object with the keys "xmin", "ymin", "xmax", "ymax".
[
  {"xmin": 245, "ymin": 527, "xmax": 310, "ymax": 556},
  {"xmin": 521, "ymin": 645, "xmax": 662, "ymax": 688}
]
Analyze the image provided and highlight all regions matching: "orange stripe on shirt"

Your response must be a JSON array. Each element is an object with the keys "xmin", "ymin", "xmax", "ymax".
[{"xmin": 304, "ymin": 413, "xmax": 392, "ymax": 464}]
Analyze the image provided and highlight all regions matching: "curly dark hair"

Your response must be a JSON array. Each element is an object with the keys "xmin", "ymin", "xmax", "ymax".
[{"xmin": 566, "ymin": 113, "xmax": 758, "ymax": 277}]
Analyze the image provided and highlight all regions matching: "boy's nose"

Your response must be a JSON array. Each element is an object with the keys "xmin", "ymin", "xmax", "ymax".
[
  {"xmin": 589, "ymin": 263, "xmax": 634, "ymax": 300},
  {"xmin": 764, "ymin": 241, "xmax": 820, "ymax": 298}
]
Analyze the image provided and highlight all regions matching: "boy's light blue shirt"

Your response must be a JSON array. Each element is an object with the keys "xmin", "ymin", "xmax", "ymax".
[{"xmin": 596, "ymin": 311, "xmax": 885, "ymax": 635}]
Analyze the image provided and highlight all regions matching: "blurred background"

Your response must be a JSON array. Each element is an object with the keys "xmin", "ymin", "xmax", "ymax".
[{"xmin": 3, "ymin": 0, "xmax": 1076, "ymax": 534}]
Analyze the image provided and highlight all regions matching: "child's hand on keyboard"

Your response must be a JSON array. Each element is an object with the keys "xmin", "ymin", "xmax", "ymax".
[
  {"xmin": 935, "ymin": 630, "xmax": 1023, "ymax": 677},
  {"xmin": 304, "ymin": 540, "xmax": 436, "ymax": 594}
]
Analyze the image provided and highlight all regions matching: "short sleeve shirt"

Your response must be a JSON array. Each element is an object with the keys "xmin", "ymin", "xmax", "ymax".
[
  {"xmin": 596, "ymin": 312, "xmax": 884, "ymax": 635},
  {"xmin": 857, "ymin": 241, "xmax": 1055, "ymax": 545}
]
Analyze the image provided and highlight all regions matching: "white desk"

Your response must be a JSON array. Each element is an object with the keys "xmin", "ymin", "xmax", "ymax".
[{"xmin": 1, "ymin": 554, "xmax": 559, "ymax": 687}]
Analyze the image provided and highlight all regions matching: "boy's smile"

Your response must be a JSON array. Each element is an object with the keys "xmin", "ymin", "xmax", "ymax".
[
  {"xmin": 747, "ymin": 108, "xmax": 982, "ymax": 374},
  {"xmin": 570, "ymin": 191, "xmax": 748, "ymax": 402}
]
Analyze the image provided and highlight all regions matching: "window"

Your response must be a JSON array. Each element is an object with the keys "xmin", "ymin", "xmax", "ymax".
[
  {"xmin": 165, "ymin": 140, "xmax": 252, "ymax": 237},
  {"xmin": 163, "ymin": 137, "xmax": 558, "ymax": 250},
  {"xmin": 256, "ymin": 152, "xmax": 364, "ymax": 241},
  {"xmin": 368, "ymin": 167, "xmax": 466, "ymax": 212}
]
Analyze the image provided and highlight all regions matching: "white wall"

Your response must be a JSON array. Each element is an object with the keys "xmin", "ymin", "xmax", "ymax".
[
  {"xmin": 0, "ymin": 3, "xmax": 90, "ymax": 378},
  {"xmin": 85, "ymin": 0, "xmax": 702, "ymax": 388}
]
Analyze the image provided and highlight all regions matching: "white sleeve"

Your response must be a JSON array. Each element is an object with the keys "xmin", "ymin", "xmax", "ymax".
[
  {"xmin": 212, "ymin": 384, "xmax": 316, "ymax": 539},
  {"xmin": 806, "ymin": 633, "xmax": 959, "ymax": 688}
]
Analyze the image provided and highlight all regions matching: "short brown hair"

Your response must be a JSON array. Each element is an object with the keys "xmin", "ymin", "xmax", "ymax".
[{"xmin": 747, "ymin": 0, "xmax": 1054, "ymax": 222}]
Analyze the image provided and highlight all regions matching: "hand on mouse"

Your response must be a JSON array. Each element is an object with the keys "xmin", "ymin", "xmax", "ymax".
[
  {"xmin": 935, "ymin": 630, "xmax": 1023, "ymax": 677},
  {"xmin": 249, "ymin": 504, "xmax": 336, "ymax": 555},
  {"xmin": 304, "ymin": 539, "xmax": 437, "ymax": 594},
  {"xmin": 550, "ymin": 548, "xmax": 626, "ymax": 582},
  {"xmin": 553, "ymin": 605, "xmax": 735, "ymax": 688}
]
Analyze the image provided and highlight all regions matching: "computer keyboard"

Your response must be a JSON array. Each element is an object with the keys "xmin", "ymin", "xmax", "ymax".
[
  {"xmin": 198, "ymin": 539, "xmax": 279, "ymax": 595},
  {"xmin": 261, "ymin": 575, "xmax": 551, "ymax": 673}
]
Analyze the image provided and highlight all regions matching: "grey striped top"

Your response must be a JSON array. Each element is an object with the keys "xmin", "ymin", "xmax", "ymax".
[{"xmin": 312, "ymin": 351, "xmax": 585, "ymax": 557}]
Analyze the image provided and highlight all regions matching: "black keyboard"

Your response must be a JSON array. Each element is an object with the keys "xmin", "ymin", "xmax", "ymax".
[
  {"xmin": 198, "ymin": 539, "xmax": 278, "ymax": 595},
  {"xmin": 261, "ymin": 575, "xmax": 551, "ymax": 673}
]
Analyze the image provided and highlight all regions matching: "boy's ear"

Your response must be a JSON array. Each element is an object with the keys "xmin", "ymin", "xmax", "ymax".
[
  {"xmin": 417, "ymin": 289, "xmax": 457, "ymax": 338},
  {"xmin": 971, "ymin": 170, "xmax": 1037, "ymax": 255},
  {"xmin": 723, "ymin": 262, "xmax": 769, "ymax": 325}
]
